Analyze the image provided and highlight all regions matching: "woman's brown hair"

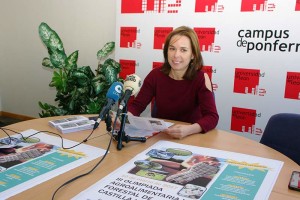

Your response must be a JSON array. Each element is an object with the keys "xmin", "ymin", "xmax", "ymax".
[{"xmin": 161, "ymin": 26, "xmax": 203, "ymax": 80}]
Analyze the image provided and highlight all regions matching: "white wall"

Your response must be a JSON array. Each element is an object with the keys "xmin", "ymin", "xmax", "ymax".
[
  {"xmin": 0, "ymin": 96, "xmax": 2, "ymax": 111},
  {"xmin": 0, "ymin": 0, "xmax": 116, "ymax": 117}
]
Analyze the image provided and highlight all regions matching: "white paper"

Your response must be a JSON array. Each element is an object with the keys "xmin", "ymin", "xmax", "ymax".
[
  {"xmin": 127, "ymin": 115, "xmax": 170, "ymax": 131},
  {"xmin": 112, "ymin": 113, "xmax": 173, "ymax": 138}
]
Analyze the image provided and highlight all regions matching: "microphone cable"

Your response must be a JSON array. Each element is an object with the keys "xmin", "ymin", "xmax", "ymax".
[
  {"xmin": 51, "ymin": 115, "xmax": 119, "ymax": 200},
  {"xmin": 0, "ymin": 127, "xmax": 97, "ymax": 150}
]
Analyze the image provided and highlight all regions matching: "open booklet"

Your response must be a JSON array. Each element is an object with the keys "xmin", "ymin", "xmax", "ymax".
[{"xmin": 121, "ymin": 115, "xmax": 174, "ymax": 138}]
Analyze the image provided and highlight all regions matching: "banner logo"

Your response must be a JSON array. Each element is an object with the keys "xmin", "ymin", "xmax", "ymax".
[
  {"xmin": 195, "ymin": 0, "xmax": 224, "ymax": 12},
  {"xmin": 121, "ymin": 0, "xmax": 183, "ymax": 14},
  {"xmin": 202, "ymin": 66, "xmax": 214, "ymax": 81},
  {"xmin": 296, "ymin": 0, "xmax": 300, "ymax": 11},
  {"xmin": 153, "ymin": 27, "xmax": 173, "ymax": 49},
  {"xmin": 202, "ymin": 66, "xmax": 218, "ymax": 91},
  {"xmin": 194, "ymin": 28, "xmax": 221, "ymax": 53},
  {"xmin": 234, "ymin": 68, "xmax": 266, "ymax": 96},
  {"xmin": 120, "ymin": 27, "xmax": 141, "ymax": 49},
  {"xmin": 153, "ymin": 62, "xmax": 163, "ymax": 69},
  {"xmin": 240, "ymin": 0, "xmax": 275, "ymax": 12},
  {"xmin": 119, "ymin": 59, "xmax": 137, "ymax": 79},
  {"xmin": 285, "ymin": 72, "xmax": 300, "ymax": 100},
  {"xmin": 231, "ymin": 107, "xmax": 262, "ymax": 135}
]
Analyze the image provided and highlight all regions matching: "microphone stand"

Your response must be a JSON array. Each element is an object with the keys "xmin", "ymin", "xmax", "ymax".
[
  {"xmin": 104, "ymin": 112, "xmax": 112, "ymax": 132},
  {"xmin": 116, "ymin": 105, "xmax": 146, "ymax": 150}
]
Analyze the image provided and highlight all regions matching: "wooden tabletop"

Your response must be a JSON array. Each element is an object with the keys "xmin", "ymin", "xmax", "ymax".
[{"xmin": 2, "ymin": 116, "xmax": 300, "ymax": 200}]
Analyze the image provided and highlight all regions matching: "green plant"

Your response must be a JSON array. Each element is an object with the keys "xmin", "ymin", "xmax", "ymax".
[{"xmin": 38, "ymin": 22, "xmax": 123, "ymax": 117}]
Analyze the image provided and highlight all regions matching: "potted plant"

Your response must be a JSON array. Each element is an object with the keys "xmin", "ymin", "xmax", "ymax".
[{"xmin": 38, "ymin": 22, "xmax": 123, "ymax": 117}]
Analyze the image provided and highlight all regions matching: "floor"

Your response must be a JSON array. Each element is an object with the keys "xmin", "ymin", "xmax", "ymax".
[{"xmin": 0, "ymin": 116, "xmax": 23, "ymax": 127}]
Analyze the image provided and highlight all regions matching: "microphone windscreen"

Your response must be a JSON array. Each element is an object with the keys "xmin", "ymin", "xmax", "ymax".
[
  {"xmin": 106, "ymin": 82, "xmax": 123, "ymax": 102},
  {"xmin": 124, "ymin": 74, "xmax": 142, "ymax": 95}
]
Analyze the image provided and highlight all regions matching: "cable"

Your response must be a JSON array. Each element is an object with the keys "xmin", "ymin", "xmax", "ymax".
[
  {"xmin": 0, "ymin": 127, "xmax": 16, "ymax": 145},
  {"xmin": 51, "ymin": 134, "xmax": 113, "ymax": 200},
  {"xmin": 0, "ymin": 127, "xmax": 98, "ymax": 149},
  {"xmin": 51, "ymin": 115, "xmax": 119, "ymax": 199}
]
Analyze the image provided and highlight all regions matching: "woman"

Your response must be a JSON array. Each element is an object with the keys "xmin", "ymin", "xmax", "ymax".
[{"xmin": 127, "ymin": 26, "xmax": 219, "ymax": 139}]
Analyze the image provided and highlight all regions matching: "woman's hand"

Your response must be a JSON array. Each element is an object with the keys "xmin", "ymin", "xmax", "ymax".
[
  {"xmin": 110, "ymin": 111, "xmax": 133, "ymax": 131},
  {"xmin": 162, "ymin": 123, "xmax": 202, "ymax": 139}
]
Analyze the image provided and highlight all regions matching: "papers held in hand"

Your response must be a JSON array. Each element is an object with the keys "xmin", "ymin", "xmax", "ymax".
[{"xmin": 124, "ymin": 115, "xmax": 173, "ymax": 138}]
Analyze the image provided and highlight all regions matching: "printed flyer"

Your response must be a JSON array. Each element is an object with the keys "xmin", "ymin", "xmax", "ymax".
[
  {"xmin": 73, "ymin": 140, "xmax": 283, "ymax": 200},
  {"xmin": 0, "ymin": 129, "xmax": 106, "ymax": 199}
]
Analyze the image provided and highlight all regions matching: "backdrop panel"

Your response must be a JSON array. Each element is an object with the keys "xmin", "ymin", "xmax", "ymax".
[{"xmin": 115, "ymin": 0, "xmax": 300, "ymax": 141}]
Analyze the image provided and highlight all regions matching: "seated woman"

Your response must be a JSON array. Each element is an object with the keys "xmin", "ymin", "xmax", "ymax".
[{"xmin": 127, "ymin": 26, "xmax": 219, "ymax": 139}]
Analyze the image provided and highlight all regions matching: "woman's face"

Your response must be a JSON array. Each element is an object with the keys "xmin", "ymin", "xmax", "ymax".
[{"xmin": 167, "ymin": 35, "xmax": 194, "ymax": 73}]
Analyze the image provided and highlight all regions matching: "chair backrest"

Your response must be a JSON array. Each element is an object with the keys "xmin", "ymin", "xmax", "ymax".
[
  {"xmin": 260, "ymin": 113, "xmax": 300, "ymax": 165},
  {"xmin": 151, "ymin": 98, "xmax": 157, "ymax": 118}
]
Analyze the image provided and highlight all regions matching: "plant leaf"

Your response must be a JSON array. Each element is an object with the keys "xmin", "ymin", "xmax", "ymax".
[
  {"xmin": 65, "ymin": 51, "xmax": 78, "ymax": 70},
  {"xmin": 93, "ymin": 81, "xmax": 106, "ymax": 95},
  {"xmin": 39, "ymin": 23, "xmax": 66, "ymax": 54},
  {"xmin": 50, "ymin": 70, "xmax": 68, "ymax": 92},
  {"xmin": 49, "ymin": 51, "xmax": 67, "ymax": 69},
  {"xmin": 38, "ymin": 101, "xmax": 67, "ymax": 117},
  {"xmin": 92, "ymin": 74, "xmax": 105, "ymax": 83},
  {"xmin": 104, "ymin": 58, "xmax": 121, "ymax": 71},
  {"xmin": 86, "ymin": 101, "xmax": 101, "ymax": 114},
  {"xmin": 39, "ymin": 22, "xmax": 67, "ymax": 68},
  {"xmin": 78, "ymin": 66, "xmax": 95, "ymax": 79},
  {"xmin": 72, "ymin": 68, "xmax": 93, "ymax": 87},
  {"xmin": 38, "ymin": 22, "xmax": 53, "ymax": 45},
  {"xmin": 97, "ymin": 42, "xmax": 115, "ymax": 60},
  {"xmin": 42, "ymin": 58, "xmax": 54, "ymax": 69},
  {"xmin": 48, "ymin": 31, "xmax": 65, "ymax": 52},
  {"xmin": 102, "ymin": 59, "xmax": 120, "ymax": 84}
]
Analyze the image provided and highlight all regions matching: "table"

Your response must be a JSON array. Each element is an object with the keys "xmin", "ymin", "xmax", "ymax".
[{"xmin": 2, "ymin": 116, "xmax": 300, "ymax": 200}]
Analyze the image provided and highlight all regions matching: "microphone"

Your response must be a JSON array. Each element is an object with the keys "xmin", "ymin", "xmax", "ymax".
[
  {"xmin": 93, "ymin": 82, "xmax": 123, "ymax": 130},
  {"xmin": 117, "ymin": 74, "xmax": 142, "ymax": 113}
]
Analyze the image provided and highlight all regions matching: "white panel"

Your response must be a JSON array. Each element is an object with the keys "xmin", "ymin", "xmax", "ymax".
[{"xmin": 116, "ymin": 0, "xmax": 300, "ymax": 141}]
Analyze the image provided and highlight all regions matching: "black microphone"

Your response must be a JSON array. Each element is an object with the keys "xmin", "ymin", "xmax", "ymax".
[
  {"xmin": 93, "ymin": 82, "xmax": 123, "ymax": 130},
  {"xmin": 117, "ymin": 74, "xmax": 142, "ymax": 114}
]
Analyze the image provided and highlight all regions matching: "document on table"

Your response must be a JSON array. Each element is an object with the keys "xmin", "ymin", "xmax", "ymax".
[
  {"xmin": 0, "ymin": 129, "xmax": 106, "ymax": 199},
  {"xmin": 73, "ymin": 140, "xmax": 283, "ymax": 200},
  {"xmin": 124, "ymin": 115, "xmax": 173, "ymax": 138}
]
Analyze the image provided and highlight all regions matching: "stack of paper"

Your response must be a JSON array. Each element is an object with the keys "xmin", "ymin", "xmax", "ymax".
[{"xmin": 48, "ymin": 116, "xmax": 95, "ymax": 134}]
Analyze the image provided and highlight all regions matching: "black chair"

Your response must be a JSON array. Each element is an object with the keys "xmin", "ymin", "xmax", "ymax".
[
  {"xmin": 260, "ymin": 113, "xmax": 300, "ymax": 165},
  {"xmin": 151, "ymin": 99, "xmax": 157, "ymax": 118}
]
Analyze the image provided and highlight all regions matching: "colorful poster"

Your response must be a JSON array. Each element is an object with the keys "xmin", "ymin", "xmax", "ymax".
[
  {"xmin": 73, "ymin": 141, "xmax": 283, "ymax": 200},
  {"xmin": 0, "ymin": 129, "xmax": 106, "ymax": 199}
]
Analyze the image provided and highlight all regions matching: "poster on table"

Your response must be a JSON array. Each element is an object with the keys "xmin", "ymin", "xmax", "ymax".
[
  {"xmin": 0, "ymin": 129, "xmax": 105, "ymax": 199},
  {"xmin": 73, "ymin": 140, "xmax": 283, "ymax": 200}
]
